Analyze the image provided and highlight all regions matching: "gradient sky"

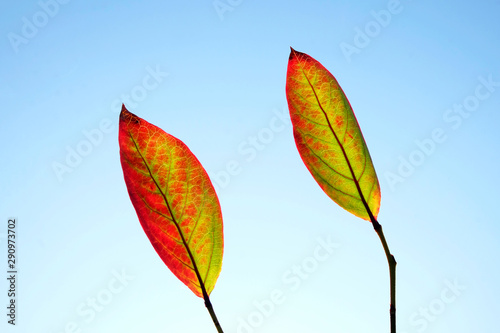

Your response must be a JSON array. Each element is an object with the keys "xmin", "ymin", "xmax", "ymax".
[{"xmin": 1, "ymin": 1, "xmax": 499, "ymax": 332}]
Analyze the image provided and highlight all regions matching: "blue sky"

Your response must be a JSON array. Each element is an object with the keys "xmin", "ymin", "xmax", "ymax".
[{"xmin": 1, "ymin": 0, "xmax": 499, "ymax": 332}]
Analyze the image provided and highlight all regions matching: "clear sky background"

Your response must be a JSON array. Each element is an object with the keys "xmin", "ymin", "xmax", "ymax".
[{"xmin": 1, "ymin": 0, "xmax": 499, "ymax": 332}]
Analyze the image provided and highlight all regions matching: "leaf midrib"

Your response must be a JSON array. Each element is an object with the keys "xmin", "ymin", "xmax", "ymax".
[
  {"xmin": 128, "ymin": 129, "xmax": 210, "ymax": 296},
  {"xmin": 299, "ymin": 63, "xmax": 375, "ymax": 221}
]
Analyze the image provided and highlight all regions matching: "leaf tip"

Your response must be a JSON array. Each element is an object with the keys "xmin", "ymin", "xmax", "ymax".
[
  {"xmin": 289, "ymin": 47, "xmax": 305, "ymax": 61},
  {"xmin": 120, "ymin": 104, "xmax": 140, "ymax": 124}
]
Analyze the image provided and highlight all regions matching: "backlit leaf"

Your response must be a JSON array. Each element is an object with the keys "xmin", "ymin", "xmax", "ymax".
[
  {"xmin": 286, "ymin": 48, "xmax": 381, "ymax": 221},
  {"xmin": 119, "ymin": 105, "xmax": 223, "ymax": 297}
]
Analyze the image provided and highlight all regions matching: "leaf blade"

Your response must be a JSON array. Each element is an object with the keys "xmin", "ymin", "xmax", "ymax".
[
  {"xmin": 286, "ymin": 49, "xmax": 381, "ymax": 221},
  {"xmin": 119, "ymin": 105, "xmax": 223, "ymax": 297}
]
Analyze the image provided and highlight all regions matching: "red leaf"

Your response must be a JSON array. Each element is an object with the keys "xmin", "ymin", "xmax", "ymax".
[{"xmin": 119, "ymin": 105, "xmax": 223, "ymax": 297}]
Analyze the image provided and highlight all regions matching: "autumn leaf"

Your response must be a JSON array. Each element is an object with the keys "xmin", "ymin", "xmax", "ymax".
[
  {"xmin": 119, "ymin": 105, "xmax": 223, "ymax": 298},
  {"xmin": 286, "ymin": 48, "xmax": 381, "ymax": 221}
]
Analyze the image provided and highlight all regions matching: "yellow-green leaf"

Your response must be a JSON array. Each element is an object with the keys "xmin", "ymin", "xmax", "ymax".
[{"xmin": 286, "ymin": 48, "xmax": 381, "ymax": 221}]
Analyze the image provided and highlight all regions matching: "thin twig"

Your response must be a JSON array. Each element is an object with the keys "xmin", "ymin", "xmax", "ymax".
[
  {"xmin": 204, "ymin": 294, "xmax": 224, "ymax": 333},
  {"xmin": 372, "ymin": 219, "xmax": 397, "ymax": 333}
]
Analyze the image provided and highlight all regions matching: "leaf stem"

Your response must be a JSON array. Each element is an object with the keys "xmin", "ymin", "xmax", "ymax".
[
  {"xmin": 203, "ymin": 293, "xmax": 224, "ymax": 333},
  {"xmin": 372, "ymin": 219, "xmax": 397, "ymax": 333}
]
